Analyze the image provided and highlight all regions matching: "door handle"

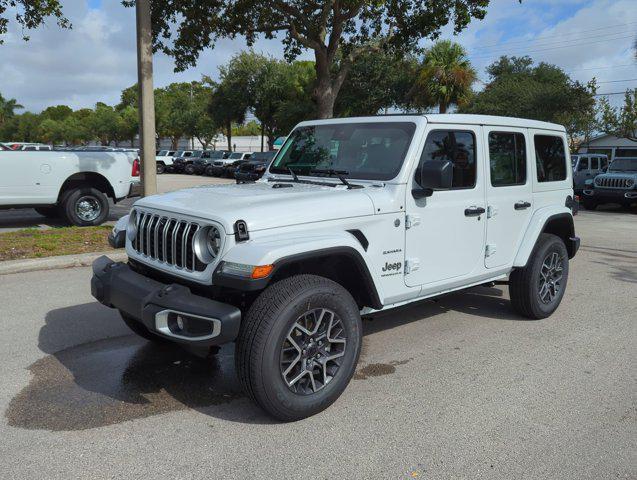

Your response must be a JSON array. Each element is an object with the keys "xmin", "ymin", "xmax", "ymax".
[
  {"xmin": 464, "ymin": 206, "xmax": 485, "ymax": 217},
  {"xmin": 514, "ymin": 201, "xmax": 531, "ymax": 210}
]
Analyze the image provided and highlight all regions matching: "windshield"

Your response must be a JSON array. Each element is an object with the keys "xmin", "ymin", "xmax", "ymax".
[
  {"xmin": 174, "ymin": 151, "xmax": 184, "ymax": 157},
  {"xmin": 190, "ymin": 150, "xmax": 203, "ymax": 158},
  {"xmin": 609, "ymin": 158, "xmax": 637, "ymax": 172},
  {"xmin": 209, "ymin": 151, "xmax": 226, "ymax": 159},
  {"xmin": 270, "ymin": 122, "xmax": 416, "ymax": 180},
  {"xmin": 252, "ymin": 151, "xmax": 276, "ymax": 162},
  {"xmin": 229, "ymin": 152, "xmax": 244, "ymax": 159}
]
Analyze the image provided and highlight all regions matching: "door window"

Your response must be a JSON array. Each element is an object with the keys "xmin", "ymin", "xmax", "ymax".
[
  {"xmin": 591, "ymin": 157, "xmax": 600, "ymax": 171},
  {"xmin": 577, "ymin": 157, "xmax": 590, "ymax": 171},
  {"xmin": 488, "ymin": 132, "xmax": 527, "ymax": 186},
  {"xmin": 534, "ymin": 135, "xmax": 567, "ymax": 182},
  {"xmin": 420, "ymin": 130, "xmax": 476, "ymax": 189}
]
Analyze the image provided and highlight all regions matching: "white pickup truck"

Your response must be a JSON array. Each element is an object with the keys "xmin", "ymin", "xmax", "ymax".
[{"xmin": 0, "ymin": 150, "xmax": 141, "ymax": 225}]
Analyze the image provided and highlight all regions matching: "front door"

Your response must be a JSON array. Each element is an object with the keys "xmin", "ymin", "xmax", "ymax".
[
  {"xmin": 483, "ymin": 128, "xmax": 533, "ymax": 269},
  {"xmin": 405, "ymin": 126, "xmax": 486, "ymax": 287}
]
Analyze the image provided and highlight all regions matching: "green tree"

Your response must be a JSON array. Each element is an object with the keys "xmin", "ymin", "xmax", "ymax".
[
  {"xmin": 599, "ymin": 89, "xmax": 637, "ymax": 143},
  {"xmin": 41, "ymin": 105, "xmax": 73, "ymax": 121},
  {"xmin": 336, "ymin": 48, "xmax": 419, "ymax": 116},
  {"xmin": 14, "ymin": 112, "xmax": 41, "ymax": 142},
  {"xmin": 462, "ymin": 56, "xmax": 598, "ymax": 146},
  {"xmin": 0, "ymin": 93, "xmax": 23, "ymax": 126},
  {"xmin": 0, "ymin": 0, "xmax": 68, "ymax": 44},
  {"xmin": 155, "ymin": 83, "xmax": 198, "ymax": 149},
  {"xmin": 133, "ymin": 0, "xmax": 491, "ymax": 118},
  {"xmin": 88, "ymin": 103, "xmax": 121, "ymax": 146},
  {"xmin": 117, "ymin": 105, "xmax": 140, "ymax": 146},
  {"xmin": 410, "ymin": 40, "xmax": 476, "ymax": 113},
  {"xmin": 38, "ymin": 118, "xmax": 66, "ymax": 145}
]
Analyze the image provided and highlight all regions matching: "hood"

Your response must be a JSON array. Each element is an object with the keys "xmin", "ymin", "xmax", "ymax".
[
  {"xmin": 599, "ymin": 171, "xmax": 637, "ymax": 179},
  {"xmin": 134, "ymin": 181, "xmax": 376, "ymax": 234}
]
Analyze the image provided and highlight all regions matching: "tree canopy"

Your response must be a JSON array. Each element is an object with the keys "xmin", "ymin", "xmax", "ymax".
[
  {"xmin": 599, "ymin": 89, "xmax": 637, "ymax": 142},
  {"xmin": 132, "ymin": 0, "xmax": 491, "ymax": 118},
  {"xmin": 0, "ymin": 0, "xmax": 68, "ymax": 43},
  {"xmin": 461, "ymin": 56, "xmax": 598, "ymax": 148}
]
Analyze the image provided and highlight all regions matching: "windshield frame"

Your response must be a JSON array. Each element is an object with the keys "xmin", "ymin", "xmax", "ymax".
[{"xmin": 269, "ymin": 121, "xmax": 417, "ymax": 181}]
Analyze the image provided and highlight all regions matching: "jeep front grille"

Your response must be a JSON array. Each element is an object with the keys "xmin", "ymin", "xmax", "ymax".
[
  {"xmin": 595, "ymin": 177, "xmax": 632, "ymax": 188},
  {"xmin": 133, "ymin": 211, "xmax": 205, "ymax": 272}
]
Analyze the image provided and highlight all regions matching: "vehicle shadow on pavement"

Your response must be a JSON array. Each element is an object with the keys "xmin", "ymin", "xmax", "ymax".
[
  {"xmin": 363, "ymin": 285, "xmax": 524, "ymax": 336},
  {"xmin": 5, "ymin": 302, "xmax": 274, "ymax": 431},
  {"xmin": 7, "ymin": 287, "xmax": 522, "ymax": 432}
]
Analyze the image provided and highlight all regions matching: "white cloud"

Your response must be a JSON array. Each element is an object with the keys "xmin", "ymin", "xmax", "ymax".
[{"xmin": 0, "ymin": 0, "xmax": 634, "ymax": 111}]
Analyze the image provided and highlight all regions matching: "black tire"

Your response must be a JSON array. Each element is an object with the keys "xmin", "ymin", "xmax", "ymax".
[
  {"xmin": 509, "ymin": 233, "xmax": 569, "ymax": 320},
  {"xmin": 156, "ymin": 162, "xmax": 166, "ymax": 174},
  {"xmin": 34, "ymin": 206, "xmax": 59, "ymax": 218},
  {"xmin": 119, "ymin": 311, "xmax": 169, "ymax": 344},
  {"xmin": 582, "ymin": 198, "xmax": 597, "ymax": 210},
  {"xmin": 204, "ymin": 165, "xmax": 214, "ymax": 177},
  {"xmin": 236, "ymin": 274, "xmax": 362, "ymax": 421},
  {"xmin": 60, "ymin": 187, "xmax": 109, "ymax": 226},
  {"xmin": 184, "ymin": 164, "xmax": 195, "ymax": 175}
]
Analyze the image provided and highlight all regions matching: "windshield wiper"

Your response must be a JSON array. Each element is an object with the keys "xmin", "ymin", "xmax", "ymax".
[{"xmin": 309, "ymin": 169, "xmax": 363, "ymax": 189}]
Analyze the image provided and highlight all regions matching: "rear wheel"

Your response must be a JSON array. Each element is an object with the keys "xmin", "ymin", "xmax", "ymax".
[
  {"xmin": 236, "ymin": 274, "xmax": 362, "ymax": 421},
  {"xmin": 184, "ymin": 164, "xmax": 195, "ymax": 175},
  {"xmin": 205, "ymin": 165, "xmax": 215, "ymax": 176},
  {"xmin": 509, "ymin": 233, "xmax": 569, "ymax": 319},
  {"xmin": 156, "ymin": 162, "xmax": 166, "ymax": 174},
  {"xmin": 60, "ymin": 187, "xmax": 109, "ymax": 226}
]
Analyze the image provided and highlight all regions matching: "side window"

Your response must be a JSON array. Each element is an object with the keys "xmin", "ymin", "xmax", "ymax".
[
  {"xmin": 420, "ymin": 130, "xmax": 476, "ymax": 189},
  {"xmin": 488, "ymin": 132, "xmax": 526, "ymax": 186},
  {"xmin": 577, "ymin": 157, "xmax": 589, "ymax": 171},
  {"xmin": 534, "ymin": 135, "xmax": 567, "ymax": 182},
  {"xmin": 591, "ymin": 158, "xmax": 600, "ymax": 171}
]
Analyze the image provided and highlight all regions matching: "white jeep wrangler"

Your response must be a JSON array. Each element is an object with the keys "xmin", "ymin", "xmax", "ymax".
[{"xmin": 92, "ymin": 115, "xmax": 580, "ymax": 420}]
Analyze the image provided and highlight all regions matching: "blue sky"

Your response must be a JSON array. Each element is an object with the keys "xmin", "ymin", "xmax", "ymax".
[{"xmin": 0, "ymin": 0, "xmax": 635, "ymax": 112}]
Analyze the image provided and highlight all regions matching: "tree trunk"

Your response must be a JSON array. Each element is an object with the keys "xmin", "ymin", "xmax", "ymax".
[
  {"xmin": 260, "ymin": 123, "xmax": 265, "ymax": 152},
  {"xmin": 314, "ymin": 50, "xmax": 338, "ymax": 119},
  {"xmin": 226, "ymin": 122, "xmax": 232, "ymax": 151},
  {"xmin": 171, "ymin": 136, "xmax": 178, "ymax": 149},
  {"xmin": 439, "ymin": 102, "xmax": 448, "ymax": 114}
]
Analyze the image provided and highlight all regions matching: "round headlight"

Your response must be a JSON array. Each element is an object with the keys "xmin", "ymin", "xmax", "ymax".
[
  {"xmin": 194, "ymin": 225, "xmax": 223, "ymax": 264},
  {"xmin": 127, "ymin": 210, "xmax": 138, "ymax": 241},
  {"xmin": 626, "ymin": 179, "xmax": 635, "ymax": 188}
]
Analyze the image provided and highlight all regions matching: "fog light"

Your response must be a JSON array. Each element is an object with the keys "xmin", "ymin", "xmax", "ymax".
[{"xmin": 176, "ymin": 315, "xmax": 185, "ymax": 331}]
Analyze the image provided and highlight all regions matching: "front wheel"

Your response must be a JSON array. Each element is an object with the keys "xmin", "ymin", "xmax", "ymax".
[
  {"xmin": 582, "ymin": 198, "xmax": 598, "ymax": 210},
  {"xmin": 184, "ymin": 164, "xmax": 195, "ymax": 175},
  {"xmin": 509, "ymin": 233, "xmax": 569, "ymax": 319},
  {"xmin": 156, "ymin": 162, "xmax": 166, "ymax": 174},
  {"xmin": 236, "ymin": 274, "xmax": 362, "ymax": 421}
]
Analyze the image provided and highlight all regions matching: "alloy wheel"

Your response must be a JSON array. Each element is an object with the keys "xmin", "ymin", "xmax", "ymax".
[
  {"xmin": 538, "ymin": 251, "xmax": 564, "ymax": 304},
  {"xmin": 280, "ymin": 308, "xmax": 347, "ymax": 395}
]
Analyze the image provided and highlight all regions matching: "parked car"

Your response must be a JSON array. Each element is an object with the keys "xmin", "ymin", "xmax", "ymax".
[
  {"xmin": 20, "ymin": 144, "xmax": 53, "ymax": 151},
  {"xmin": 205, "ymin": 151, "xmax": 252, "ymax": 176},
  {"xmin": 235, "ymin": 151, "xmax": 277, "ymax": 182},
  {"xmin": 91, "ymin": 114, "xmax": 579, "ymax": 421},
  {"xmin": 581, "ymin": 157, "xmax": 637, "ymax": 209},
  {"xmin": 0, "ymin": 149, "xmax": 141, "ymax": 225},
  {"xmin": 156, "ymin": 150, "xmax": 176, "ymax": 174},
  {"xmin": 170, "ymin": 150, "xmax": 195, "ymax": 173},
  {"xmin": 571, "ymin": 153, "xmax": 608, "ymax": 194},
  {"xmin": 191, "ymin": 150, "xmax": 231, "ymax": 175}
]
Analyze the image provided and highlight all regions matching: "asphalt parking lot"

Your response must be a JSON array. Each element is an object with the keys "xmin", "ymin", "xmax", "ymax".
[{"xmin": 0, "ymin": 184, "xmax": 635, "ymax": 478}]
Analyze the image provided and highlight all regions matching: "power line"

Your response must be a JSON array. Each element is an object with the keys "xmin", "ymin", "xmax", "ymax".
[
  {"xmin": 470, "ymin": 34, "xmax": 636, "ymax": 59},
  {"xmin": 597, "ymin": 78, "xmax": 637, "ymax": 84},
  {"xmin": 473, "ymin": 21, "xmax": 637, "ymax": 50},
  {"xmin": 593, "ymin": 91, "xmax": 634, "ymax": 96},
  {"xmin": 567, "ymin": 63, "xmax": 636, "ymax": 73},
  {"xmin": 473, "ymin": 28, "xmax": 637, "ymax": 54}
]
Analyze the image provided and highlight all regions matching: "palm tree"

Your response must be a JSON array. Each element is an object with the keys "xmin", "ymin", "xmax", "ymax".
[
  {"xmin": 0, "ymin": 93, "xmax": 24, "ymax": 125},
  {"xmin": 411, "ymin": 40, "xmax": 476, "ymax": 113}
]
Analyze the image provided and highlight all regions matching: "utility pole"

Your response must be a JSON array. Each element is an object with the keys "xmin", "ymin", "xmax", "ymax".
[{"xmin": 135, "ymin": 0, "xmax": 157, "ymax": 196}]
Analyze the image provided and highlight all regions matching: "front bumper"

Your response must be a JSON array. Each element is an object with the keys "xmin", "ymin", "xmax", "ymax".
[
  {"xmin": 583, "ymin": 188, "xmax": 637, "ymax": 202},
  {"xmin": 91, "ymin": 256, "xmax": 241, "ymax": 346}
]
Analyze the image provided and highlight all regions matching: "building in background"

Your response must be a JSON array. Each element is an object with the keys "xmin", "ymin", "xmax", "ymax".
[{"xmin": 578, "ymin": 134, "xmax": 637, "ymax": 162}]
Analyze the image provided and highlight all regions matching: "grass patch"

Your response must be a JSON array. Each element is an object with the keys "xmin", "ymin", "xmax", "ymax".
[{"xmin": 0, "ymin": 226, "xmax": 114, "ymax": 261}]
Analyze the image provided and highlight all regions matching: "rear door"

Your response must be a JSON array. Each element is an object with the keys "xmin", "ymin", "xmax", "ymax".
[{"xmin": 484, "ymin": 127, "xmax": 533, "ymax": 269}]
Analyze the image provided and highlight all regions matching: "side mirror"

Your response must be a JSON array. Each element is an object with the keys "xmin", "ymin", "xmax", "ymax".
[{"xmin": 412, "ymin": 160, "xmax": 453, "ymax": 198}]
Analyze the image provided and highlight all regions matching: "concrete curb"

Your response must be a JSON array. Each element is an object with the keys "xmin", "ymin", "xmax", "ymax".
[{"xmin": 0, "ymin": 250, "xmax": 128, "ymax": 276}]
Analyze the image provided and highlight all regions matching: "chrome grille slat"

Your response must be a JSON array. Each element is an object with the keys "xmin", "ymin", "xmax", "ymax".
[
  {"xmin": 131, "ymin": 210, "xmax": 205, "ymax": 272},
  {"xmin": 597, "ymin": 177, "xmax": 631, "ymax": 189},
  {"xmin": 181, "ymin": 224, "xmax": 192, "ymax": 269}
]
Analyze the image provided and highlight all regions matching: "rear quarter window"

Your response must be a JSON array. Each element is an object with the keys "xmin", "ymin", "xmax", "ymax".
[{"xmin": 534, "ymin": 135, "xmax": 567, "ymax": 182}]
